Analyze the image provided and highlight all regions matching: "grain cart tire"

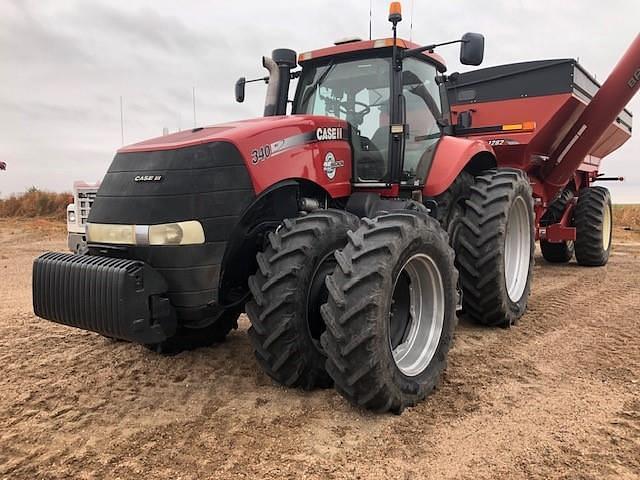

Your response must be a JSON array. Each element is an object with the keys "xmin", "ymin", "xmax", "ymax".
[
  {"xmin": 320, "ymin": 212, "xmax": 458, "ymax": 413},
  {"xmin": 456, "ymin": 168, "xmax": 535, "ymax": 326},
  {"xmin": 146, "ymin": 306, "xmax": 242, "ymax": 355},
  {"xmin": 540, "ymin": 189, "xmax": 575, "ymax": 263},
  {"xmin": 434, "ymin": 171, "xmax": 474, "ymax": 248},
  {"xmin": 246, "ymin": 209, "xmax": 360, "ymax": 390},
  {"xmin": 574, "ymin": 186, "xmax": 612, "ymax": 266}
]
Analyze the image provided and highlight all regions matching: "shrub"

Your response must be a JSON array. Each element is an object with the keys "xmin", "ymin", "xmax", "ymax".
[{"xmin": 0, "ymin": 189, "xmax": 72, "ymax": 220}]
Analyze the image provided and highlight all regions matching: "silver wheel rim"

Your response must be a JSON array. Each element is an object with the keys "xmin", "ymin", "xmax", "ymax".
[
  {"xmin": 504, "ymin": 196, "xmax": 531, "ymax": 302},
  {"xmin": 602, "ymin": 203, "xmax": 612, "ymax": 251},
  {"xmin": 390, "ymin": 253, "xmax": 445, "ymax": 377}
]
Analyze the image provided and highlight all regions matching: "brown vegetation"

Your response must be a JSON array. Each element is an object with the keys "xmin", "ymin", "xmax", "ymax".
[
  {"xmin": 0, "ymin": 188, "xmax": 71, "ymax": 220},
  {"xmin": 613, "ymin": 204, "xmax": 640, "ymax": 229}
]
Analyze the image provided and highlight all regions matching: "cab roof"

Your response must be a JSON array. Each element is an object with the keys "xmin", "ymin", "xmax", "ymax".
[{"xmin": 298, "ymin": 38, "xmax": 447, "ymax": 72}]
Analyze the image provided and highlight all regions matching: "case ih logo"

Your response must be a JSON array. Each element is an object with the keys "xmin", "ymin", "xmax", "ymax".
[
  {"xmin": 316, "ymin": 127, "xmax": 343, "ymax": 141},
  {"xmin": 629, "ymin": 68, "xmax": 640, "ymax": 88},
  {"xmin": 323, "ymin": 152, "xmax": 344, "ymax": 180},
  {"xmin": 134, "ymin": 175, "xmax": 163, "ymax": 182}
]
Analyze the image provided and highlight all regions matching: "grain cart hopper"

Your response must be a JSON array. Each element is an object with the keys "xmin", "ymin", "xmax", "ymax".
[{"xmin": 32, "ymin": 3, "xmax": 640, "ymax": 413}]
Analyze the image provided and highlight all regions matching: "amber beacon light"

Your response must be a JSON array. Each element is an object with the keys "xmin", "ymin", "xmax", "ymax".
[{"xmin": 389, "ymin": 2, "xmax": 402, "ymax": 24}]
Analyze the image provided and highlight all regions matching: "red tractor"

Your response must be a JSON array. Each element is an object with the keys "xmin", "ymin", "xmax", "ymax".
[{"xmin": 33, "ymin": 3, "xmax": 639, "ymax": 413}]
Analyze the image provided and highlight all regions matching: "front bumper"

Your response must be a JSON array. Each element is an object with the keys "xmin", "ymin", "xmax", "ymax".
[{"xmin": 32, "ymin": 252, "xmax": 177, "ymax": 343}]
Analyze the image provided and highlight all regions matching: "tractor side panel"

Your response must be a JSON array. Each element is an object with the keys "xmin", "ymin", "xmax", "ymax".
[
  {"xmin": 225, "ymin": 120, "xmax": 352, "ymax": 199},
  {"xmin": 244, "ymin": 140, "xmax": 352, "ymax": 198},
  {"xmin": 423, "ymin": 136, "xmax": 495, "ymax": 197}
]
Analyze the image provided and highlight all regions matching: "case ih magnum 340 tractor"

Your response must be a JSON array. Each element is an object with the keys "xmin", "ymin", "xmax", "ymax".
[{"xmin": 34, "ymin": 4, "xmax": 640, "ymax": 413}]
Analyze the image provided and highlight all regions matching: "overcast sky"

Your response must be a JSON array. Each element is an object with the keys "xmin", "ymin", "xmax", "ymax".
[{"xmin": 1, "ymin": 0, "xmax": 638, "ymax": 202}]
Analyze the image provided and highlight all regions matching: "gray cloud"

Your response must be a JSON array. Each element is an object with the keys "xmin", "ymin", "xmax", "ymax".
[{"xmin": 1, "ymin": 0, "xmax": 639, "ymax": 203}]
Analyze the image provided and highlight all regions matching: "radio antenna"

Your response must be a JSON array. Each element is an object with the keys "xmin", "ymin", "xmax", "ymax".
[
  {"xmin": 119, "ymin": 96, "xmax": 124, "ymax": 146},
  {"xmin": 409, "ymin": 0, "xmax": 415, "ymax": 41},
  {"xmin": 369, "ymin": 0, "xmax": 372, "ymax": 40},
  {"xmin": 192, "ymin": 86, "xmax": 197, "ymax": 127}
]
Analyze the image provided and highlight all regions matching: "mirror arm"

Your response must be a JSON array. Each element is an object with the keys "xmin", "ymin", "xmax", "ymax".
[
  {"xmin": 243, "ymin": 76, "xmax": 269, "ymax": 85},
  {"xmin": 239, "ymin": 69, "xmax": 299, "ymax": 88},
  {"xmin": 402, "ymin": 39, "xmax": 464, "ymax": 58}
]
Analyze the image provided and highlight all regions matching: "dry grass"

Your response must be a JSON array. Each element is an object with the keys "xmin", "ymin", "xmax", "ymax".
[
  {"xmin": 0, "ymin": 189, "xmax": 71, "ymax": 220},
  {"xmin": 613, "ymin": 204, "xmax": 640, "ymax": 229}
]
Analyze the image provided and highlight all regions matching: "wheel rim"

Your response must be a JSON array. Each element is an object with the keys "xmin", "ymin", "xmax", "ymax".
[
  {"xmin": 388, "ymin": 253, "xmax": 445, "ymax": 377},
  {"xmin": 602, "ymin": 203, "xmax": 612, "ymax": 251},
  {"xmin": 504, "ymin": 196, "xmax": 531, "ymax": 302}
]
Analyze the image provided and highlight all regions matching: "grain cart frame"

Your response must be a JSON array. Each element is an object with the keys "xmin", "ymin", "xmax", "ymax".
[{"xmin": 33, "ymin": 3, "xmax": 639, "ymax": 412}]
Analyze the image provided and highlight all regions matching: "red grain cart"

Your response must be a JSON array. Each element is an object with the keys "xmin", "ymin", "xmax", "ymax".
[{"xmin": 447, "ymin": 58, "xmax": 633, "ymax": 255}]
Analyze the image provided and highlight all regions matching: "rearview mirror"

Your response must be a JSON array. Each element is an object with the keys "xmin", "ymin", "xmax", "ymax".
[
  {"xmin": 460, "ymin": 32, "xmax": 484, "ymax": 66},
  {"xmin": 235, "ymin": 77, "xmax": 246, "ymax": 103}
]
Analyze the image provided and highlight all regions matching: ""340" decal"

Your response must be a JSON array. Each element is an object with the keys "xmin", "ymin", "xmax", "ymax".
[{"xmin": 251, "ymin": 144, "xmax": 272, "ymax": 164}]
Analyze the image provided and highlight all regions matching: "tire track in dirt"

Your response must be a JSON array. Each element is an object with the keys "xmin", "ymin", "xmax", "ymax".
[
  {"xmin": 404, "ymin": 273, "xmax": 640, "ymax": 479},
  {"xmin": 1, "ymin": 220, "xmax": 639, "ymax": 479}
]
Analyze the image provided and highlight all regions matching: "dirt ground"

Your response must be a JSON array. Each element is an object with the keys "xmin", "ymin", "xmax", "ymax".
[{"xmin": 0, "ymin": 218, "xmax": 639, "ymax": 479}]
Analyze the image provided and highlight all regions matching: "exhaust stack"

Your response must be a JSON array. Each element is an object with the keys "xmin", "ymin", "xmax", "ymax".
[
  {"xmin": 262, "ymin": 49, "xmax": 297, "ymax": 117},
  {"xmin": 543, "ymin": 34, "xmax": 640, "ymax": 190}
]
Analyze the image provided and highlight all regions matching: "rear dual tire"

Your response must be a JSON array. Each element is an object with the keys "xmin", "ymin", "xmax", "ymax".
[
  {"xmin": 434, "ymin": 171, "xmax": 474, "ymax": 249},
  {"xmin": 320, "ymin": 212, "xmax": 458, "ymax": 413},
  {"xmin": 456, "ymin": 168, "xmax": 535, "ymax": 327}
]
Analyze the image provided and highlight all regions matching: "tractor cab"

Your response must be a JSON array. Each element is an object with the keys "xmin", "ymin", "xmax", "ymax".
[
  {"xmin": 237, "ymin": 2, "xmax": 484, "ymax": 192},
  {"xmin": 293, "ymin": 44, "xmax": 446, "ymax": 188}
]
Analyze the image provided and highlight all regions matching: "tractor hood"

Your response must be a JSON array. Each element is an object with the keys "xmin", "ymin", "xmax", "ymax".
[
  {"xmin": 120, "ymin": 115, "xmax": 349, "ymax": 157},
  {"xmin": 119, "ymin": 115, "xmax": 352, "ymax": 198}
]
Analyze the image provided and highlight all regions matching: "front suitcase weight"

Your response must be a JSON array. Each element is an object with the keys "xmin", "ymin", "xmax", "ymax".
[{"xmin": 33, "ymin": 252, "xmax": 177, "ymax": 343}]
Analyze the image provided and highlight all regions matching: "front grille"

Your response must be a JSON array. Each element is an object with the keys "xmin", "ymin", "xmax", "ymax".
[
  {"xmin": 76, "ymin": 190, "xmax": 96, "ymax": 225},
  {"xmin": 87, "ymin": 141, "xmax": 256, "ymax": 311}
]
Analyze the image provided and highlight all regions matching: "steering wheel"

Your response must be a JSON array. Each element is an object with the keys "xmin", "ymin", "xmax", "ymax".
[{"xmin": 339, "ymin": 101, "xmax": 371, "ymax": 126}]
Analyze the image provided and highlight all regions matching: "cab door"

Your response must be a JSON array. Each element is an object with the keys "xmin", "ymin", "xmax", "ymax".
[{"xmin": 399, "ymin": 58, "xmax": 444, "ymax": 185}]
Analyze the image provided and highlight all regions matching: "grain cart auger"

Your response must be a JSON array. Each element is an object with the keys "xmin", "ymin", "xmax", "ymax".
[{"xmin": 32, "ymin": 2, "xmax": 639, "ymax": 413}]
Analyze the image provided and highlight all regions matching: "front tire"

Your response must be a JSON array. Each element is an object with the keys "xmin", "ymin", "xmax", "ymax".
[
  {"xmin": 246, "ymin": 209, "xmax": 360, "ymax": 390},
  {"xmin": 321, "ymin": 212, "xmax": 458, "ymax": 413},
  {"xmin": 457, "ymin": 168, "xmax": 535, "ymax": 326},
  {"xmin": 574, "ymin": 186, "xmax": 612, "ymax": 266},
  {"xmin": 146, "ymin": 305, "xmax": 242, "ymax": 355}
]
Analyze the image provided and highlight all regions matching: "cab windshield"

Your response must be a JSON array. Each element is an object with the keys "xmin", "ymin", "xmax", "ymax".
[{"xmin": 294, "ymin": 55, "xmax": 442, "ymax": 184}]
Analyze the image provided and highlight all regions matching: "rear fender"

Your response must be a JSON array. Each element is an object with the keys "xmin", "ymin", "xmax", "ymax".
[{"xmin": 423, "ymin": 136, "xmax": 496, "ymax": 196}]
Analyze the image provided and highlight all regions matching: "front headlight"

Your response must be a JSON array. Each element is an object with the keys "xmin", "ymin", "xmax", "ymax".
[
  {"xmin": 149, "ymin": 221, "xmax": 205, "ymax": 245},
  {"xmin": 87, "ymin": 221, "xmax": 204, "ymax": 246},
  {"xmin": 87, "ymin": 223, "xmax": 136, "ymax": 245}
]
